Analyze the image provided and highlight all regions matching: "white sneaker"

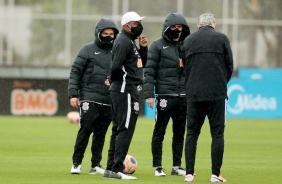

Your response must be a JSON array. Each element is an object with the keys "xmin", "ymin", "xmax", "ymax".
[
  {"xmin": 171, "ymin": 167, "xmax": 186, "ymax": 176},
  {"xmin": 184, "ymin": 174, "xmax": 195, "ymax": 182},
  {"xmin": 109, "ymin": 171, "xmax": 137, "ymax": 180},
  {"xmin": 89, "ymin": 166, "xmax": 105, "ymax": 175},
  {"xmin": 118, "ymin": 172, "xmax": 137, "ymax": 180},
  {"xmin": 71, "ymin": 164, "xmax": 81, "ymax": 174},
  {"xmin": 210, "ymin": 174, "xmax": 227, "ymax": 182},
  {"xmin": 154, "ymin": 167, "xmax": 166, "ymax": 176}
]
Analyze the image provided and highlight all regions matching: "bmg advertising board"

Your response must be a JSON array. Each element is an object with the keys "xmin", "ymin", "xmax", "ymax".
[{"xmin": 0, "ymin": 78, "xmax": 72, "ymax": 116}]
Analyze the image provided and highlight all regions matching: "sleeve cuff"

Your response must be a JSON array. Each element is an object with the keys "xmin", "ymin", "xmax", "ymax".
[{"xmin": 69, "ymin": 95, "xmax": 79, "ymax": 99}]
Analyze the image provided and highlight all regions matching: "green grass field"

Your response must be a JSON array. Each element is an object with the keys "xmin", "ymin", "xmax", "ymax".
[{"xmin": 0, "ymin": 116, "xmax": 282, "ymax": 184}]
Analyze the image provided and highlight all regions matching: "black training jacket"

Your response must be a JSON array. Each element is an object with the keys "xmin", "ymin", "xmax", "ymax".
[
  {"xmin": 182, "ymin": 26, "xmax": 233, "ymax": 102},
  {"xmin": 68, "ymin": 18, "xmax": 119, "ymax": 104},
  {"xmin": 109, "ymin": 29, "xmax": 148, "ymax": 95},
  {"xmin": 143, "ymin": 13, "xmax": 190, "ymax": 99}
]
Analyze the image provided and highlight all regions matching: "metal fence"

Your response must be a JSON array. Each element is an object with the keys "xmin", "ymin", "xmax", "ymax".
[{"xmin": 1, "ymin": 0, "xmax": 282, "ymax": 71}]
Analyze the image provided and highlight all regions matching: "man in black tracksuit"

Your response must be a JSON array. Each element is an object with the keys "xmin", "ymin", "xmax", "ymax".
[
  {"xmin": 104, "ymin": 11, "xmax": 148, "ymax": 180},
  {"xmin": 143, "ymin": 13, "xmax": 190, "ymax": 177},
  {"xmin": 68, "ymin": 18, "xmax": 119, "ymax": 175},
  {"xmin": 182, "ymin": 13, "xmax": 233, "ymax": 182}
]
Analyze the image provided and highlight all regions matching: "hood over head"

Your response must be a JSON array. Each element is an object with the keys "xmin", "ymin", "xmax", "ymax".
[
  {"xmin": 162, "ymin": 13, "xmax": 190, "ymax": 42},
  {"xmin": 94, "ymin": 18, "xmax": 119, "ymax": 47}
]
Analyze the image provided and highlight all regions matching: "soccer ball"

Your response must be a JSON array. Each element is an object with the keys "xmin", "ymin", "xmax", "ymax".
[{"xmin": 123, "ymin": 155, "xmax": 137, "ymax": 174}]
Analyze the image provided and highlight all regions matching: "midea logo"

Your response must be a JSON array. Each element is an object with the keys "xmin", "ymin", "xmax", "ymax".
[{"xmin": 227, "ymin": 84, "xmax": 277, "ymax": 114}]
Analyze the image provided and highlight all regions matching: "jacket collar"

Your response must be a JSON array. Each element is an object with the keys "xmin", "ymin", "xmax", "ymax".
[
  {"xmin": 122, "ymin": 29, "xmax": 136, "ymax": 40},
  {"xmin": 199, "ymin": 25, "xmax": 215, "ymax": 30}
]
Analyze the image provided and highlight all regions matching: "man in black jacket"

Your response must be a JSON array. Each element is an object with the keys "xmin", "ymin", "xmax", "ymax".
[
  {"xmin": 68, "ymin": 18, "xmax": 119, "ymax": 175},
  {"xmin": 103, "ymin": 11, "xmax": 148, "ymax": 180},
  {"xmin": 143, "ymin": 13, "xmax": 190, "ymax": 177},
  {"xmin": 182, "ymin": 12, "xmax": 233, "ymax": 182}
]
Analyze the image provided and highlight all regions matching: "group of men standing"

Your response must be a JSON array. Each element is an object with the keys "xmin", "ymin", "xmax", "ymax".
[{"xmin": 68, "ymin": 11, "xmax": 233, "ymax": 182}]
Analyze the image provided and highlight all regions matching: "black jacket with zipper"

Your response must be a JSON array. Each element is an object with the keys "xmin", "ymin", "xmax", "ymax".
[
  {"xmin": 68, "ymin": 18, "xmax": 119, "ymax": 104},
  {"xmin": 143, "ymin": 13, "xmax": 190, "ymax": 99},
  {"xmin": 109, "ymin": 29, "xmax": 148, "ymax": 95}
]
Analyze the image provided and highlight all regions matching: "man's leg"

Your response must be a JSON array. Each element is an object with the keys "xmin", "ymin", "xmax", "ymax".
[
  {"xmin": 105, "ymin": 122, "xmax": 117, "ymax": 171},
  {"xmin": 111, "ymin": 92, "xmax": 139, "ymax": 173},
  {"xmin": 91, "ymin": 104, "xmax": 112, "ymax": 168},
  {"xmin": 152, "ymin": 97, "xmax": 171, "ymax": 167},
  {"xmin": 185, "ymin": 101, "xmax": 206, "ymax": 175},
  {"xmin": 72, "ymin": 102, "xmax": 94, "ymax": 166},
  {"xmin": 171, "ymin": 97, "xmax": 186, "ymax": 167},
  {"xmin": 207, "ymin": 99, "xmax": 226, "ymax": 176}
]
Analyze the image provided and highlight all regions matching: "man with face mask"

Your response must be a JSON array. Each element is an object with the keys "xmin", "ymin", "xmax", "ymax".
[
  {"xmin": 143, "ymin": 13, "xmax": 190, "ymax": 177},
  {"xmin": 103, "ymin": 11, "xmax": 148, "ymax": 180},
  {"xmin": 68, "ymin": 18, "xmax": 119, "ymax": 175}
]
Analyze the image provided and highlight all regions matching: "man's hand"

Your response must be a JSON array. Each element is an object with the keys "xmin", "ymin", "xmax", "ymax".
[
  {"xmin": 139, "ymin": 34, "xmax": 148, "ymax": 47},
  {"xmin": 146, "ymin": 98, "xmax": 154, "ymax": 109},
  {"xmin": 105, "ymin": 79, "xmax": 110, "ymax": 86},
  {"xmin": 70, "ymin": 97, "xmax": 80, "ymax": 109},
  {"xmin": 105, "ymin": 76, "xmax": 111, "ymax": 86}
]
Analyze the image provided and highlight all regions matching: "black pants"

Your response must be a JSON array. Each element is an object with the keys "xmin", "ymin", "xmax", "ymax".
[
  {"xmin": 152, "ymin": 96, "xmax": 187, "ymax": 167},
  {"xmin": 185, "ymin": 99, "xmax": 226, "ymax": 176},
  {"xmin": 106, "ymin": 91, "xmax": 139, "ymax": 173},
  {"xmin": 72, "ymin": 102, "xmax": 112, "ymax": 167}
]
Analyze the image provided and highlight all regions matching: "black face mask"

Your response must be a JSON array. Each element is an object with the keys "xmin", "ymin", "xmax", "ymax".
[
  {"xmin": 167, "ymin": 28, "xmax": 181, "ymax": 39},
  {"xmin": 131, "ymin": 24, "xmax": 143, "ymax": 37},
  {"xmin": 100, "ymin": 36, "xmax": 114, "ymax": 43}
]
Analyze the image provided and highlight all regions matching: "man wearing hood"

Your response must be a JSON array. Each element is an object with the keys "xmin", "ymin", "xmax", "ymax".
[
  {"xmin": 143, "ymin": 13, "xmax": 190, "ymax": 177},
  {"xmin": 68, "ymin": 18, "xmax": 119, "ymax": 175}
]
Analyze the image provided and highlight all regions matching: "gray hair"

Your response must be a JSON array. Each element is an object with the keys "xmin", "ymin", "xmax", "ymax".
[{"xmin": 198, "ymin": 12, "xmax": 216, "ymax": 26}]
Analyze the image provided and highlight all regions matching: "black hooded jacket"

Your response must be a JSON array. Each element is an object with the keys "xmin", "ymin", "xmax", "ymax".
[
  {"xmin": 143, "ymin": 13, "xmax": 190, "ymax": 99},
  {"xmin": 68, "ymin": 18, "xmax": 119, "ymax": 104}
]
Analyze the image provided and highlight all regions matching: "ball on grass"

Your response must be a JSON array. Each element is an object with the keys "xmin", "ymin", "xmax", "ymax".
[
  {"xmin": 67, "ymin": 111, "xmax": 80, "ymax": 124},
  {"xmin": 123, "ymin": 155, "xmax": 137, "ymax": 174}
]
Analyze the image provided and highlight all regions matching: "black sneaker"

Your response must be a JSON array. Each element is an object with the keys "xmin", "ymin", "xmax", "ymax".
[
  {"xmin": 109, "ymin": 171, "xmax": 122, "ymax": 179},
  {"xmin": 103, "ymin": 170, "xmax": 111, "ymax": 178}
]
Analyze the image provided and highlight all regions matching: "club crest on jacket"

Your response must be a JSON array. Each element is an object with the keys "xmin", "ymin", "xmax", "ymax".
[
  {"xmin": 82, "ymin": 102, "xmax": 89, "ymax": 111},
  {"xmin": 159, "ymin": 99, "xmax": 167, "ymax": 108},
  {"xmin": 134, "ymin": 102, "xmax": 139, "ymax": 112}
]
